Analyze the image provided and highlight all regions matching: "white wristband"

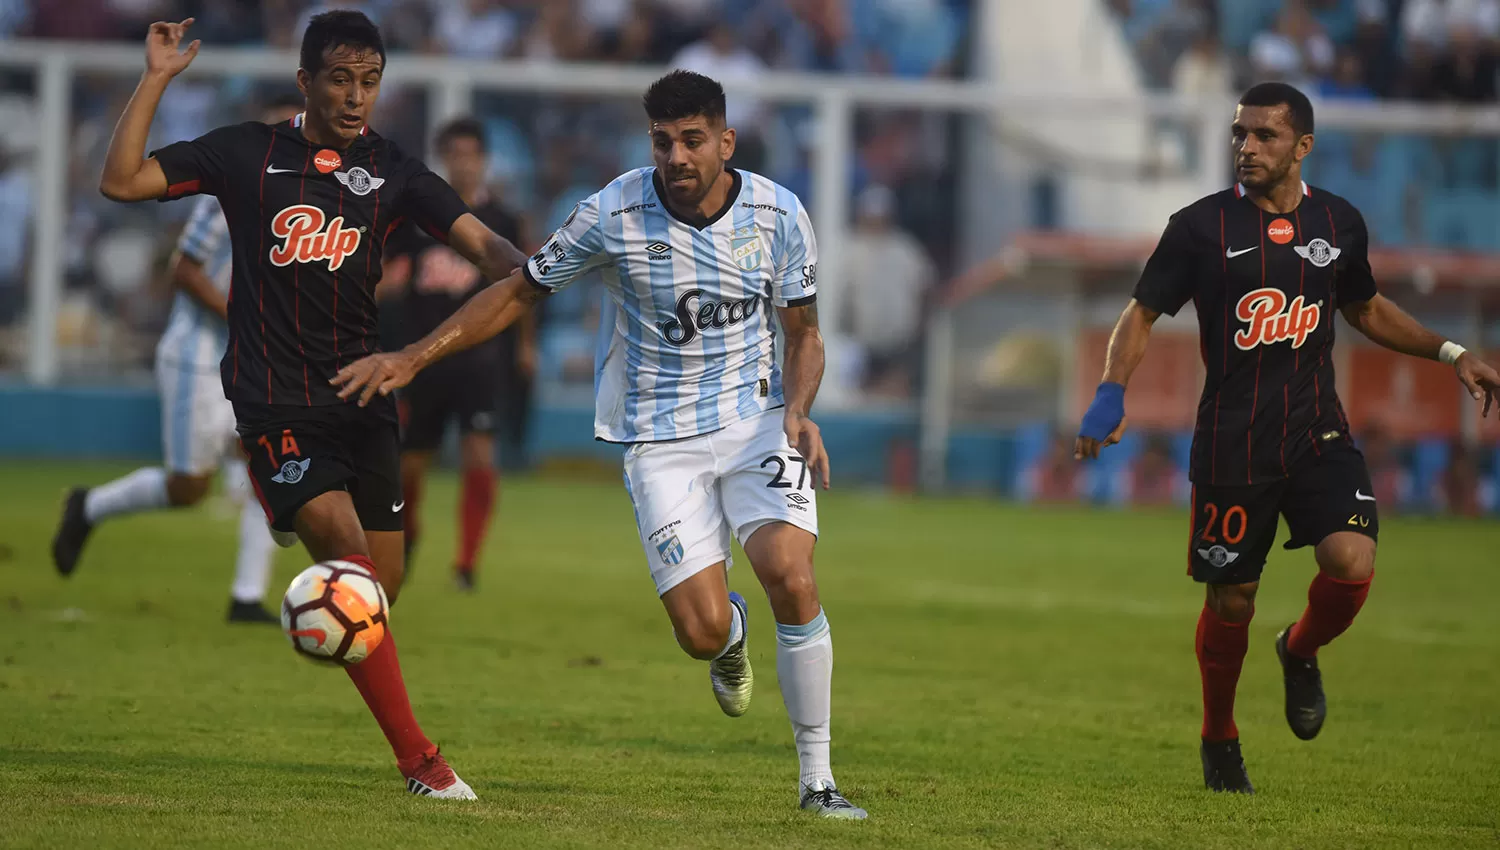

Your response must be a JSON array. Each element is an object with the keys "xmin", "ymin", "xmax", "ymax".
[{"xmin": 1439, "ymin": 341, "xmax": 1467, "ymax": 366}]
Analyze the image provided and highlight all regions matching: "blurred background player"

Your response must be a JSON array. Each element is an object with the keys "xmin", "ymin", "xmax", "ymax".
[
  {"xmin": 51, "ymin": 96, "xmax": 305, "ymax": 625},
  {"xmin": 332, "ymin": 70, "xmax": 866, "ymax": 821},
  {"xmin": 377, "ymin": 117, "xmax": 534, "ymax": 592},
  {"xmin": 90, "ymin": 12, "xmax": 528, "ymax": 798},
  {"xmin": 1075, "ymin": 82, "xmax": 1500, "ymax": 795}
]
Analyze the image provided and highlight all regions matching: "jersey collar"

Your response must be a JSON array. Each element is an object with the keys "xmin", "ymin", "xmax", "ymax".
[
  {"xmin": 652, "ymin": 167, "xmax": 743, "ymax": 231},
  {"xmin": 1235, "ymin": 180, "xmax": 1310, "ymax": 198}
]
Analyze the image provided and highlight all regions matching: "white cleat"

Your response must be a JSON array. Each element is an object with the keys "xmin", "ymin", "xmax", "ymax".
[
  {"xmin": 800, "ymin": 782, "xmax": 868, "ymax": 820},
  {"xmin": 399, "ymin": 751, "xmax": 478, "ymax": 800},
  {"xmin": 709, "ymin": 591, "xmax": 754, "ymax": 717}
]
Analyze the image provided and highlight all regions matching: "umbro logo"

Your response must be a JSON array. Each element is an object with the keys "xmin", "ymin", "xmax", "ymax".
[
  {"xmin": 786, "ymin": 492, "xmax": 810, "ymax": 510},
  {"xmin": 646, "ymin": 240, "xmax": 672, "ymax": 261}
]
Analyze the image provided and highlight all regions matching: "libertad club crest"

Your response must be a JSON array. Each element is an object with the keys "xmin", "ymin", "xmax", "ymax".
[
  {"xmin": 1293, "ymin": 237, "xmax": 1341, "ymax": 268},
  {"xmin": 1196, "ymin": 545, "xmax": 1240, "ymax": 569},
  {"xmin": 334, "ymin": 166, "xmax": 386, "ymax": 196},
  {"xmin": 730, "ymin": 226, "xmax": 763, "ymax": 272},
  {"xmin": 271, "ymin": 458, "xmax": 312, "ymax": 484}
]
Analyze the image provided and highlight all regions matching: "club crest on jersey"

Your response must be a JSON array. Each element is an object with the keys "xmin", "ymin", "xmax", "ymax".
[
  {"xmin": 269, "ymin": 204, "xmax": 362, "ymax": 272},
  {"xmin": 1293, "ymin": 238, "xmax": 1341, "ymax": 268},
  {"xmin": 730, "ymin": 226, "xmax": 763, "ymax": 272},
  {"xmin": 1197, "ymin": 545, "xmax": 1240, "ymax": 569},
  {"xmin": 271, "ymin": 457, "xmax": 311, "ymax": 484},
  {"xmin": 1234, "ymin": 287, "xmax": 1320, "ymax": 351},
  {"xmin": 333, "ymin": 166, "xmax": 385, "ymax": 196}
]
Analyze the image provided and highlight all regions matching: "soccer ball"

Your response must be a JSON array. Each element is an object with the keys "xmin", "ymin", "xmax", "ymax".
[{"xmin": 280, "ymin": 561, "xmax": 389, "ymax": 666}]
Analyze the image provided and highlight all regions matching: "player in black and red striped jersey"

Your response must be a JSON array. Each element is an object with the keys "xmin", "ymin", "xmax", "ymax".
[
  {"xmin": 377, "ymin": 118, "xmax": 534, "ymax": 592},
  {"xmin": 72, "ymin": 12, "xmax": 534, "ymax": 798},
  {"xmin": 1075, "ymin": 83, "xmax": 1500, "ymax": 793}
]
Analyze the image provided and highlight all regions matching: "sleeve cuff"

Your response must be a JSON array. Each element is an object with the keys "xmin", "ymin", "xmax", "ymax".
[
  {"xmin": 522, "ymin": 262, "xmax": 550, "ymax": 293},
  {"xmin": 785, "ymin": 293, "xmax": 817, "ymax": 308}
]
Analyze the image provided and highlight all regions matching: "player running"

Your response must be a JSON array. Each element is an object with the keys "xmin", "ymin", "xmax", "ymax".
[
  {"xmin": 93, "ymin": 12, "xmax": 527, "ymax": 798},
  {"xmin": 52, "ymin": 97, "xmax": 303, "ymax": 624},
  {"xmin": 1075, "ymin": 82, "xmax": 1500, "ymax": 794},
  {"xmin": 334, "ymin": 70, "xmax": 867, "ymax": 819},
  {"xmin": 376, "ymin": 117, "xmax": 533, "ymax": 592}
]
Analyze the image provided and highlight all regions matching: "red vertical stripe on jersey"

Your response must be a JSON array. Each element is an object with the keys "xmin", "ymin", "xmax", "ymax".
[
  {"xmin": 1186, "ymin": 485, "xmax": 1197, "ymax": 575},
  {"xmin": 333, "ymin": 177, "xmax": 344, "ymax": 370},
  {"xmin": 1323, "ymin": 206, "xmax": 1352, "ymax": 433},
  {"xmin": 362, "ymin": 151, "xmax": 380, "ymax": 354},
  {"xmin": 257, "ymin": 134, "xmax": 276, "ymax": 402},
  {"xmin": 296, "ymin": 146, "xmax": 312, "ymax": 405},
  {"xmin": 1250, "ymin": 209, "xmax": 1266, "ymax": 484},
  {"xmin": 1215, "ymin": 208, "xmax": 1226, "ymax": 485}
]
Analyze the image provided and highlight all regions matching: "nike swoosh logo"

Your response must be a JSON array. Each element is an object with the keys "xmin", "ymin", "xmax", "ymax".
[
  {"xmin": 1354, "ymin": 490, "xmax": 1376, "ymax": 502},
  {"xmin": 391, "ymin": 501, "xmax": 405, "ymax": 512},
  {"xmin": 1225, "ymin": 246, "xmax": 1258, "ymax": 258},
  {"xmin": 265, "ymin": 165, "xmax": 299, "ymax": 175}
]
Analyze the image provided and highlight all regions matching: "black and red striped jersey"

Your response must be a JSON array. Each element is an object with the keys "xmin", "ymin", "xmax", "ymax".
[
  {"xmin": 151, "ymin": 113, "xmax": 470, "ymax": 407},
  {"xmin": 1133, "ymin": 182, "xmax": 1378, "ymax": 487}
]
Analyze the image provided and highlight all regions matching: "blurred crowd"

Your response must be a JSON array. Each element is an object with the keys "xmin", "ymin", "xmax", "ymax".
[
  {"xmin": 0, "ymin": 0, "xmax": 966, "ymax": 399},
  {"xmin": 1020, "ymin": 425, "xmax": 1499, "ymax": 517},
  {"xmin": 1112, "ymin": 0, "xmax": 1500, "ymax": 249}
]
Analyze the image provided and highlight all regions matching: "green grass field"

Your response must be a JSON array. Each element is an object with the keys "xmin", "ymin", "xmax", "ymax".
[{"xmin": 0, "ymin": 461, "xmax": 1496, "ymax": 849}]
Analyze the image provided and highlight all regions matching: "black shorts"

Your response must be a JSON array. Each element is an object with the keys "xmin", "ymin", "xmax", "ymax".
[
  {"xmin": 234, "ymin": 400, "xmax": 403, "ymax": 534},
  {"xmin": 398, "ymin": 362, "xmax": 498, "ymax": 452},
  {"xmin": 1188, "ymin": 445, "xmax": 1379, "ymax": 585}
]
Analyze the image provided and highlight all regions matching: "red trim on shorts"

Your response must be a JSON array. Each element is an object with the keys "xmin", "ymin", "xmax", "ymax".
[{"xmin": 167, "ymin": 179, "xmax": 201, "ymax": 198}]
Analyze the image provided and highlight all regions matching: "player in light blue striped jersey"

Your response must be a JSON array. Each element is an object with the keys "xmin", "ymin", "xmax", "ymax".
[
  {"xmin": 51, "ymin": 99, "xmax": 304, "ymax": 624},
  {"xmin": 333, "ymin": 71, "xmax": 864, "ymax": 819}
]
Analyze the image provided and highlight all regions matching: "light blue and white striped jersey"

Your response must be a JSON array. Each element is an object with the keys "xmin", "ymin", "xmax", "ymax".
[
  {"xmin": 524, "ymin": 168, "xmax": 818, "ymax": 443},
  {"xmin": 156, "ymin": 195, "xmax": 233, "ymax": 373}
]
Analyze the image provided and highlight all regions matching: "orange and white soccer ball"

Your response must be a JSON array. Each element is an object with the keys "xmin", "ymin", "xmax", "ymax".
[{"xmin": 280, "ymin": 561, "xmax": 389, "ymax": 665}]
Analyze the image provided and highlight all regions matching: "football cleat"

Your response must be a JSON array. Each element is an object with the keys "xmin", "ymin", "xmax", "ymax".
[
  {"xmin": 1200, "ymin": 738, "xmax": 1255, "ymax": 794},
  {"xmin": 709, "ymin": 591, "xmax": 753, "ymax": 717},
  {"xmin": 1276, "ymin": 624, "xmax": 1327, "ymax": 741},
  {"xmin": 226, "ymin": 599, "xmax": 279, "ymax": 625},
  {"xmin": 454, "ymin": 570, "xmax": 475, "ymax": 593},
  {"xmin": 51, "ymin": 488, "xmax": 94, "ymax": 577},
  {"xmin": 800, "ymin": 782, "xmax": 868, "ymax": 819},
  {"xmin": 399, "ymin": 750, "xmax": 477, "ymax": 800}
]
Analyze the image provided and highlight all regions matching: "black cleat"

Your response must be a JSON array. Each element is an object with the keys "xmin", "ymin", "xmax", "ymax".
[
  {"xmin": 1201, "ymin": 738, "xmax": 1255, "ymax": 794},
  {"xmin": 454, "ymin": 570, "xmax": 475, "ymax": 593},
  {"xmin": 1276, "ymin": 624, "xmax": 1327, "ymax": 741},
  {"xmin": 227, "ymin": 600, "xmax": 280, "ymax": 624},
  {"xmin": 51, "ymin": 488, "xmax": 94, "ymax": 578}
]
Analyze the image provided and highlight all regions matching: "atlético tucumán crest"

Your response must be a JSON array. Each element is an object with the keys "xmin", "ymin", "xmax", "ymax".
[{"xmin": 730, "ymin": 226, "xmax": 763, "ymax": 272}]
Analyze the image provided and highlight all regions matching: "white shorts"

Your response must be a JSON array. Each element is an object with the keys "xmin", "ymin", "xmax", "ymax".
[
  {"xmin": 156, "ymin": 359, "xmax": 238, "ymax": 476},
  {"xmin": 623, "ymin": 409, "xmax": 819, "ymax": 596}
]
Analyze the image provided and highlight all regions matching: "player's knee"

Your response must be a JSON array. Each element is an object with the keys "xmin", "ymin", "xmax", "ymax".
[
  {"xmin": 675, "ymin": 615, "xmax": 731, "ymax": 660},
  {"xmin": 1206, "ymin": 583, "xmax": 1257, "ymax": 623},
  {"xmin": 165, "ymin": 473, "xmax": 212, "ymax": 507},
  {"xmin": 763, "ymin": 566, "xmax": 817, "ymax": 606},
  {"xmin": 1315, "ymin": 534, "xmax": 1375, "ymax": 582}
]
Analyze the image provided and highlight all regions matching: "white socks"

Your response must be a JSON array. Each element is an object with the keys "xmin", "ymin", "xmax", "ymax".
[
  {"xmin": 231, "ymin": 490, "xmax": 276, "ymax": 604},
  {"xmin": 776, "ymin": 609, "xmax": 834, "ymax": 792},
  {"xmin": 712, "ymin": 600, "xmax": 746, "ymax": 660},
  {"xmin": 84, "ymin": 467, "xmax": 169, "ymax": 523}
]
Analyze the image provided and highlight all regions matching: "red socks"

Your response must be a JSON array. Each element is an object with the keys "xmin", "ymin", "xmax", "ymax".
[
  {"xmin": 456, "ymin": 467, "xmax": 496, "ymax": 575},
  {"xmin": 341, "ymin": 554, "xmax": 436, "ymax": 762},
  {"xmin": 1196, "ymin": 605, "xmax": 1251, "ymax": 742},
  {"xmin": 1287, "ymin": 572, "xmax": 1373, "ymax": 658}
]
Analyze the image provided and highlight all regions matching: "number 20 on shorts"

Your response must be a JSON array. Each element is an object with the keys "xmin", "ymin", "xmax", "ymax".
[{"xmin": 1200, "ymin": 502, "xmax": 1247, "ymax": 544}]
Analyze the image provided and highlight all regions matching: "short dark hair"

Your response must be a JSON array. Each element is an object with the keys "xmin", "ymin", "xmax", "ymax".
[
  {"xmin": 642, "ymin": 70, "xmax": 726, "ymax": 124},
  {"xmin": 300, "ymin": 10, "xmax": 386, "ymax": 77},
  {"xmin": 1239, "ymin": 82, "xmax": 1314, "ymax": 137},
  {"xmin": 435, "ymin": 117, "xmax": 487, "ymax": 154}
]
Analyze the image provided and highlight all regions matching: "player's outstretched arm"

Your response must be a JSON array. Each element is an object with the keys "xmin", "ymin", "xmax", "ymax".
[
  {"xmin": 1341, "ymin": 294, "xmax": 1499, "ymax": 415},
  {"xmin": 331, "ymin": 270, "xmax": 545, "ymax": 407},
  {"xmin": 445, "ymin": 213, "xmax": 532, "ymax": 283},
  {"xmin": 778, "ymin": 300, "xmax": 831, "ymax": 489},
  {"xmin": 1075, "ymin": 299, "xmax": 1160, "ymax": 460},
  {"xmin": 99, "ymin": 19, "xmax": 201, "ymax": 202}
]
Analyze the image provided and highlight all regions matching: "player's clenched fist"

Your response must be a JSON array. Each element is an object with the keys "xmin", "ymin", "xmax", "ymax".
[
  {"xmin": 784, "ymin": 412, "xmax": 831, "ymax": 490},
  {"xmin": 332, "ymin": 352, "xmax": 418, "ymax": 407},
  {"xmin": 145, "ymin": 18, "xmax": 201, "ymax": 77}
]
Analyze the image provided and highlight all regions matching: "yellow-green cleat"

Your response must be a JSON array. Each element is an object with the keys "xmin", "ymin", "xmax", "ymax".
[{"xmin": 709, "ymin": 592, "xmax": 753, "ymax": 717}]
